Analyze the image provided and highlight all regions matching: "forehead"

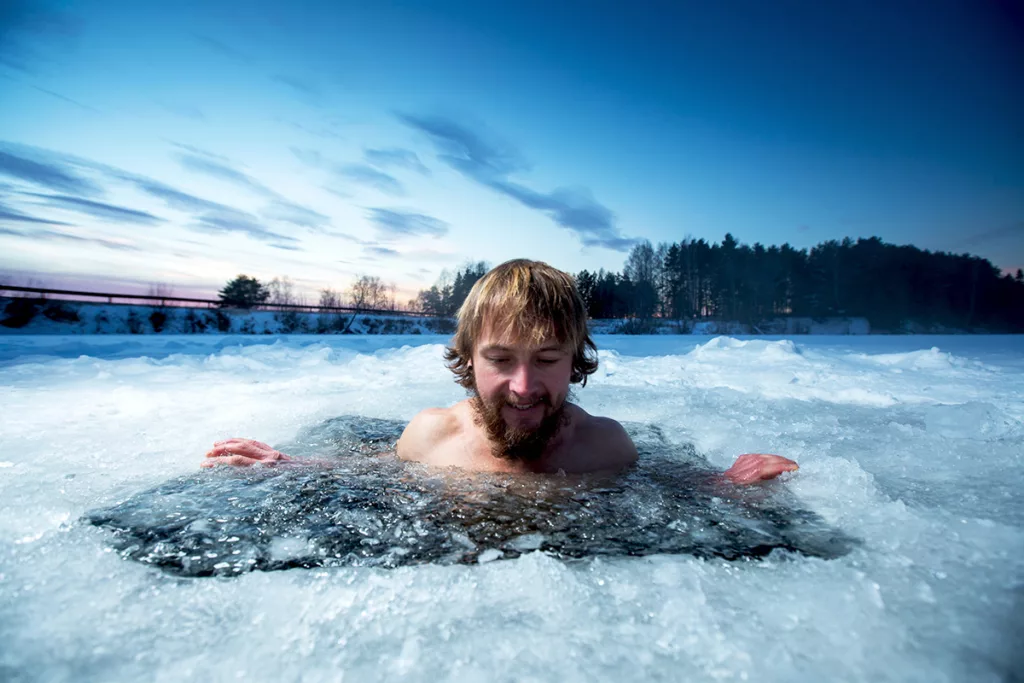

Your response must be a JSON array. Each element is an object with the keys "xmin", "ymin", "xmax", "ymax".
[{"xmin": 475, "ymin": 319, "xmax": 567, "ymax": 353}]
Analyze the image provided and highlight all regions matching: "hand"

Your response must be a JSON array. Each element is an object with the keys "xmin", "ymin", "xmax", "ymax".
[
  {"xmin": 724, "ymin": 453, "xmax": 798, "ymax": 485},
  {"xmin": 202, "ymin": 438, "xmax": 292, "ymax": 468}
]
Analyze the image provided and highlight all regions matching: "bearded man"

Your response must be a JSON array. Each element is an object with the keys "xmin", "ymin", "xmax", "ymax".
[{"xmin": 205, "ymin": 259, "xmax": 797, "ymax": 484}]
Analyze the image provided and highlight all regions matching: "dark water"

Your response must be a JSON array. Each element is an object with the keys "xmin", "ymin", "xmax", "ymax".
[{"xmin": 86, "ymin": 417, "xmax": 856, "ymax": 577}]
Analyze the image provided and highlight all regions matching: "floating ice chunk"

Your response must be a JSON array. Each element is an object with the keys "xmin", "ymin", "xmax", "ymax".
[
  {"xmin": 268, "ymin": 537, "xmax": 310, "ymax": 562},
  {"xmin": 477, "ymin": 549, "xmax": 503, "ymax": 564}
]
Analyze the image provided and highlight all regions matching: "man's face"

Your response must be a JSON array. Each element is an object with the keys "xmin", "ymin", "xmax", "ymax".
[{"xmin": 469, "ymin": 324, "xmax": 574, "ymax": 460}]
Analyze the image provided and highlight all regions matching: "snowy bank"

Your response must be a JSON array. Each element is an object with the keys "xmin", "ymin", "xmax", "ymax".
[
  {"xmin": 0, "ymin": 297, "xmax": 454, "ymax": 335},
  {"xmin": 1, "ymin": 297, "xmax": 879, "ymax": 336}
]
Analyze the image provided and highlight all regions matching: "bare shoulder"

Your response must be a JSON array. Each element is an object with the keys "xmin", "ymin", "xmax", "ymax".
[
  {"xmin": 396, "ymin": 405, "xmax": 462, "ymax": 462},
  {"xmin": 572, "ymin": 409, "xmax": 638, "ymax": 470}
]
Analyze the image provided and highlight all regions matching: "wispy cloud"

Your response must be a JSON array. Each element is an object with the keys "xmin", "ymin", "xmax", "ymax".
[
  {"xmin": 337, "ymin": 164, "xmax": 405, "ymax": 196},
  {"xmin": 0, "ymin": 146, "xmax": 102, "ymax": 195},
  {"xmin": 291, "ymin": 147, "xmax": 323, "ymax": 168},
  {"xmin": 271, "ymin": 74, "xmax": 323, "ymax": 103},
  {"xmin": 399, "ymin": 114, "xmax": 637, "ymax": 251},
  {"xmin": 0, "ymin": 225, "xmax": 139, "ymax": 251},
  {"xmin": 191, "ymin": 207, "xmax": 300, "ymax": 245},
  {"xmin": 167, "ymin": 141, "xmax": 230, "ymax": 162},
  {"xmin": 119, "ymin": 175, "xmax": 227, "ymax": 214},
  {"xmin": 366, "ymin": 208, "xmax": 449, "ymax": 239},
  {"xmin": 0, "ymin": 73, "xmax": 100, "ymax": 113},
  {"xmin": 332, "ymin": 231, "xmax": 371, "ymax": 245},
  {"xmin": 278, "ymin": 118, "xmax": 344, "ymax": 140},
  {"xmin": 0, "ymin": 2, "xmax": 81, "ymax": 73},
  {"xmin": 365, "ymin": 246, "xmax": 401, "ymax": 257},
  {"xmin": 176, "ymin": 153, "xmax": 274, "ymax": 196},
  {"xmin": 22, "ymin": 192, "xmax": 165, "ymax": 225},
  {"xmin": 113, "ymin": 169, "xmax": 301, "ymax": 244},
  {"xmin": 322, "ymin": 186, "xmax": 353, "ymax": 200},
  {"xmin": 262, "ymin": 200, "xmax": 332, "ymax": 230},
  {"xmin": 0, "ymin": 200, "xmax": 72, "ymax": 225},
  {"xmin": 0, "ymin": 141, "xmax": 311, "ymax": 247},
  {"xmin": 364, "ymin": 147, "xmax": 430, "ymax": 175}
]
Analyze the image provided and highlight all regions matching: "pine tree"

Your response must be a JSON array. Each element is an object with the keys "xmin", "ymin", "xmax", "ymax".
[{"xmin": 218, "ymin": 275, "xmax": 269, "ymax": 309}]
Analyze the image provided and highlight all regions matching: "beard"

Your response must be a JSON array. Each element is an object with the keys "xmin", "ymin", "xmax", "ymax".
[{"xmin": 470, "ymin": 387, "xmax": 570, "ymax": 462}]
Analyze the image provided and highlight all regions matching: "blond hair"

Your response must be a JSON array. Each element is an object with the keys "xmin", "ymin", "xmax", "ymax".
[{"xmin": 444, "ymin": 259, "xmax": 598, "ymax": 388}]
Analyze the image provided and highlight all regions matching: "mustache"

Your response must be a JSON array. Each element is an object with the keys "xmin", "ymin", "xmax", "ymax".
[{"xmin": 504, "ymin": 394, "xmax": 551, "ymax": 405}]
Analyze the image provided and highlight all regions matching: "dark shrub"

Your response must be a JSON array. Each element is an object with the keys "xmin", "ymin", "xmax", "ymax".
[
  {"xmin": 424, "ymin": 317, "xmax": 456, "ymax": 334},
  {"xmin": 124, "ymin": 310, "xmax": 145, "ymax": 334},
  {"xmin": 277, "ymin": 309, "xmax": 304, "ymax": 333},
  {"xmin": 1, "ymin": 297, "xmax": 45, "ymax": 328},
  {"xmin": 615, "ymin": 318, "xmax": 661, "ymax": 335},
  {"xmin": 42, "ymin": 302, "xmax": 80, "ymax": 323},
  {"xmin": 149, "ymin": 310, "xmax": 168, "ymax": 332},
  {"xmin": 214, "ymin": 310, "xmax": 232, "ymax": 332},
  {"xmin": 183, "ymin": 310, "xmax": 206, "ymax": 333}
]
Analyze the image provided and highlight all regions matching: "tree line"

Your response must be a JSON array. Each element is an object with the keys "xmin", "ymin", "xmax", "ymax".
[
  {"xmin": 218, "ymin": 274, "xmax": 397, "ymax": 312},
  {"xmin": 216, "ymin": 233, "xmax": 1024, "ymax": 332},
  {"xmin": 576, "ymin": 235, "xmax": 1024, "ymax": 332}
]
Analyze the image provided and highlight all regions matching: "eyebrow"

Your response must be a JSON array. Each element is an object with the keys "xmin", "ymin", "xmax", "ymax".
[{"xmin": 479, "ymin": 344, "xmax": 567, "ymax": 354}]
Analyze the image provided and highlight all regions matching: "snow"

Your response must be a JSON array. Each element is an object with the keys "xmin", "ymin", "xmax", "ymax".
[
  {"xmin": 0, "ymin": 298, "xmax": 446, "ymax": 335},
  {"xmin": 1, "ymin": 334, "xmax": 1022, "ymax": 682}
]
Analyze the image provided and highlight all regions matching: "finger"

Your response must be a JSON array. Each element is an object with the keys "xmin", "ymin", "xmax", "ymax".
[
  {"xmin": 213, "ymin": 438, "xmax": 272, "ymax": 451},
  {"xmin": 207, "ymin": 444, "xmax": 268, "ymax": 459},
  {"xmin": 758, "ymin": 462, "xmax": 798, "ymax": 480},
  {"xmin": 764, "ymin": 456, "xmax": 799, "ymax": 472},
  {"xmin": 201, "ymin": 455, "xmax": 262, "ymax": 468}
]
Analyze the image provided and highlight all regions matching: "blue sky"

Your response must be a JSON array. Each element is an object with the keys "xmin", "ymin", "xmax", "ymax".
[{"xmin": 1, "ymin": 0, "xmax": 1022, "ymax": 302}]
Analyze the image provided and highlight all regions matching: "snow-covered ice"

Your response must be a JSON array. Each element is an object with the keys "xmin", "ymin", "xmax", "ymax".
[{"xmin": 1, "ymin": 334, "xmax": 1022, "ymax": 682}]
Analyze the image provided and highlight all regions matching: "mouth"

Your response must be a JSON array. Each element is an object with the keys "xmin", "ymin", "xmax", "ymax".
[
  {"xmin": 508, "ymin": 401, "xmax": 540, "ymax": 411},
  {"xmin": 505, "ymin": 398, "xmax": 545, "ymax": 412}
]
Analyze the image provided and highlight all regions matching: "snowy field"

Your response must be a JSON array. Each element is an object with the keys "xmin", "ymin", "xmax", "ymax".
[{"xmin": 1, "ymin": 334, "xmax": 1022, "ymax": 682}]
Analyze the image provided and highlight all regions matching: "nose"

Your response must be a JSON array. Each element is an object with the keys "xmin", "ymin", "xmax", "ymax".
[{"xmin": 508, "ymin": 362, "xmax": 536, "ymax": 396}]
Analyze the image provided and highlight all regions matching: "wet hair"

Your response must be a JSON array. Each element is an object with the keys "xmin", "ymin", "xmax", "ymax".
[{"xmin": 444, "ymin": 259, "xmax": 599, "ymax": 388}]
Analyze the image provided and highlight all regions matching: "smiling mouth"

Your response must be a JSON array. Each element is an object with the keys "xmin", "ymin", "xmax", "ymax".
[{"xmin": 507, "ymin": 400, "xmax": 541, "ymax": 411}]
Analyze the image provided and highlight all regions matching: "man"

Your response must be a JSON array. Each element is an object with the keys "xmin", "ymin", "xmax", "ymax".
[{"xmin": 205, "ymin": 259, "xmax": 797, "ymax": 484}]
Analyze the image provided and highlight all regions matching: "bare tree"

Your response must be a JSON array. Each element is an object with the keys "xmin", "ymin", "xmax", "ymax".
[
  {"xmin": 147, "ymin": 283, "xmax": 175, "ymax": 308},
  {"xmin": 318, "ymin": 287, "xmax": 348, "ymax": 332},
  {"xmin": 349, "ymin": 275, "xmax": 391, "ymax": 310},
  {"xmin": 266, "ymin": 276, "xmax": 296, "ymax": 307}
]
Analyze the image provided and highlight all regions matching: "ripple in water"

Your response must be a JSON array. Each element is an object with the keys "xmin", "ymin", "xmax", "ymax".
[{"xmin": 86, "ymin": 416, "xmax": 856, "ymax": 576}]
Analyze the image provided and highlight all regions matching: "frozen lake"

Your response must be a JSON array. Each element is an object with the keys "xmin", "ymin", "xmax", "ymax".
[{"xmin": 1, "ymin": 334, "xmax": 1022, "ymax": 682}]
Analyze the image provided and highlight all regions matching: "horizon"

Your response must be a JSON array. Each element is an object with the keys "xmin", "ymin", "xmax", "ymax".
[
  {"xmin": 1, "ymin": 230, "xmax": 1020, "ymax": 307},
  {"xmin": 2, "ymin": 1, "xmax": 1022, "ymax": 303}
]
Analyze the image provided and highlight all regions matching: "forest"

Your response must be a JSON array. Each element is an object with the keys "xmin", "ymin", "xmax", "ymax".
[{"xmin": 415, "ymin": 235, "xmax": 1024, "ymax": 333}]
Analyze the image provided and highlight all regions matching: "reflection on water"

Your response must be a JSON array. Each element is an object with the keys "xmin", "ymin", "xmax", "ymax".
[{"xmin": 86, "ymin": 416, "xmax": 856, "ymax": 576}]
